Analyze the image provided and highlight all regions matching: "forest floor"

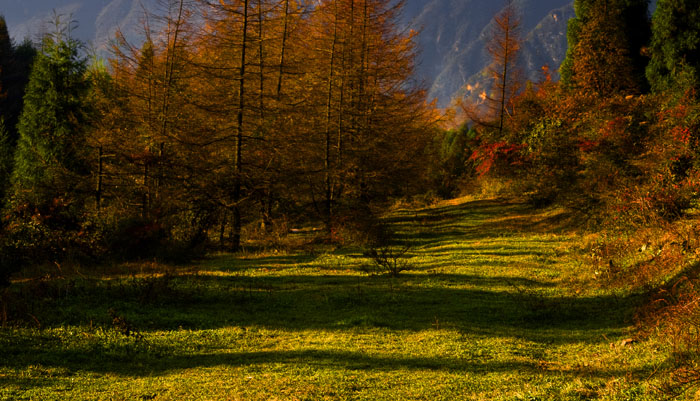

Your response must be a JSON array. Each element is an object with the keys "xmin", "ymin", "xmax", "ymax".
[{"xmin": 0, "ymin": 197, "xmax": 675, "ymax": 400}]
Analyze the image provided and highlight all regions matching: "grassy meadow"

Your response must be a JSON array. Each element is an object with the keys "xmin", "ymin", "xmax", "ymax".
[{"xmin": 0, "ymin": 198, "xmax": 675, "ymax": 400}]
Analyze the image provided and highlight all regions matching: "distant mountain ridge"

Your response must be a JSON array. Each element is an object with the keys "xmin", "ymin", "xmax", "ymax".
[
  {"xmin": 2, "ymin": 0, "xmax": 157, "ymax": 55},
  {"xmin": 2, "ymin": 0, "xmax": 651, "ymax": 108},
  {"xmin": 405, "ymin": 0, "xmax": 573, "ymax": 107}
]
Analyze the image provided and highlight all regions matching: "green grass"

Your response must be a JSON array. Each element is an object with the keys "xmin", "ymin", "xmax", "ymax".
[{"xmin": 0, "ymin": 197, "xmax": 674, "ymax": 400}]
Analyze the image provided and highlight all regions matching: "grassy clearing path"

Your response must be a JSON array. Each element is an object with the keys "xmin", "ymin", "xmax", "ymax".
[{"xmin": 0, "ymin": 198, "xmax": 663, "ymax": 400}]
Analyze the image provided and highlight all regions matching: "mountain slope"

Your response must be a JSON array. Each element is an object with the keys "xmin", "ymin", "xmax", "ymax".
[
  {"xmin": 406, "ymin": 0, "xmax": 572, "ymax": 107},
  {"xmin": 2, "ymin": 0, "xmax": 157, "ymax": 54},
  {"xmin": 3, "ymin": 0, "xmax": 577, "ymax": 107}
]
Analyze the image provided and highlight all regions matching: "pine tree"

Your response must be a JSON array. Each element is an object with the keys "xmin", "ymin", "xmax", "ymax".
[
  {"xmin": 560, "ymin": 0, "xmax": 651, "ymax": 94},
  {"xmin": 0, "ymin": 16, "xmax": 13, "ymax": 130},
  {"xmin": 0, "ymin": 17, "xmax": 36, "ymax": 206},
  {"xmin": 0, "ymin": 16, "xmax": 11, "ymax": 87},
  {"xmin": 6, "ymin": 43, "xmax": 36, "ymax": 130},
  {"xmin": 0, "ymin": 118, "xmax": 12, "ymax": 203},
  {"xmin": 0, "ymin": 17, "xmax": 11, "ymax": 204},
  {"xmin": 11, "ymin": 26, "xmax": 91, "ymax": 208},
  {"xmin": 0, "ymin": 19, "xmax": 36, "ymax": 137},
  {"xmin": 646, "ymin": 0, "xmax": 700, "ymax": 93}
]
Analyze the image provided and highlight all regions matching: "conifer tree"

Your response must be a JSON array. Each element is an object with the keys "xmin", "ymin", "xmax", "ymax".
[
  {"xmin": 0, "ymin": 18, "xmax": 36, "ymax": 140},
  {"xmin": 646, "ymin": 0, "xmax": 700, "ymax": 93},
  {"xmin": 0, "ymin": 16, "xmax": 13, "ymax": 135},
  {"xmin": 571, "ymin": 1, "xmax": 641, "ymax": 96},
  {"xmin": 11, "ymin": 24, "xmax": 91, "ymax": 208},
  {"xmin": 486, "ymin": 0, "xmax": 522, "ymax": 137},
  {"xmin": 0, "ymin": 118, "xmax": 12, "ymax": 203},
  {"xmin": 0, "ymin": 16, "xmax": 10, "ymax": 72},
  {"xmin": 560, "ymin": 0, "xmax": 651, "ymax": 94},
  {"xmin": 309, "ymin": 0, "xmax": 432, "ymax": 216},
  {"xmin": 460, "ymin": 1, "xmax": 522, "ymax": 139},
  {"xmin": 0, "ymin": 17, "xmax": 37, "ymax": 207},
  {"xmin": 0, "ymin": 17, "xmax": 11, "ymax": 204}
]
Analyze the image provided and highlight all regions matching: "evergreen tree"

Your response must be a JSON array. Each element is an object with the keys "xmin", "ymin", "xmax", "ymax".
[
  {"xmin": 0, "ymin": 15, "xmax": 13, "ymax": 126},
  {"xmin": 0, "ymin": 17, "xmax": 17, "ymax": 205},
  {"xmin": 0, "ymin": 118, "xmax": 12, "ymax": 202},
  {"xmin": 571, "ymin": 1, "xmax": 640, "ymax": 96},
  {"xmin": 5, "ymin": 40, "xmax": 37, "ymax": 134},
  {"xmin": 11, "ymin": 27, "xmax": 91, "ymax": 208},
  {"xmin": 560, "ymin": 0, "xmax": 651, "ymax": 94},
  {"xmin": 0, "ymin": 17, "xmax": 36, "ymax": 205},
  {"xmin": 646, "ymin": 0, "xmax": 700, "ymax": 93},
  {"xmin": 0, "ymin": 15, "xmax": 11, "ymax": 76}
]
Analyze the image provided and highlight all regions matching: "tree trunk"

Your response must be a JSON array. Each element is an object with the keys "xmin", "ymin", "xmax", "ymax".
[
  {"xmin": 324, "ymin": 0, "xmax": 340, "ymax": 234},
  {"xmin": 232, "ymin": 0, "xmax": 251, "ymax": 252}
]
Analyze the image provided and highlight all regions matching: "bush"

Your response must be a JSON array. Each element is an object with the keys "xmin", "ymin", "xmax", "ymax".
[
  {"xmin": 104, "ymin": 216, "xmax": 168, "ymax": 261},
  {"xmin": 329, "ymin": 200, "xmax": 390, "ymax": 246},
  {"xmin": 0, "ymin": 240, "xmax": 23, "ymax": 288},
  {"xmin": 638, "ymin": 274, "xmax": 700, "ymax": 397},
  {"xmin": 362, "ymin": 244, "xmax": 412, "ymax": 277},
  {"xmin": 428, "ymin": 125, "xmax": 477, "ymax": 198},
  {"xmin": 0, "ymin": 198, "xmax": 102, "ymax": 287}
]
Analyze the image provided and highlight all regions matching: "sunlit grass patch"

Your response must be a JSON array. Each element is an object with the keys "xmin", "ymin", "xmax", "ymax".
[{"xmin": 0, "ymin": 198, "xmax": 671, "ymax": 400}]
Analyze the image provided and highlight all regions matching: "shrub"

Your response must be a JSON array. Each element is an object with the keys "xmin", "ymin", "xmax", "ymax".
[
  {"xmin": 0, "ymin": 240, "xmax": 23, "ymax": 288},
  {"xmin": 428, "ymin": 125, "xmax": 477, "ymax": 198},
  {"xmin": 639, "ymin": 275, "xmax": 700, "ymax": 397},
  {"xmin": 362, "ymin": 244, "xmax": 412, "ymax": 277},
  {"xmin": 329, "ymin": 200, "xmax": 390, "ymax": 246},
  {"xmin": 0, "ymin": 198, "xmax": 101, "ymax": 288},
  {"xmin": 104, "ymin": 216, "xmax": 168, "ymax": 261}
]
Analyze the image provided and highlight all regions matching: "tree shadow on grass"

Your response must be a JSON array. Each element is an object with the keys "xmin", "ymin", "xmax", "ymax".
[
  {"xmin": 0, "ymin": 343, "xmax": 653, "ymax": 382},
  {"xmin": 204, "ymin": 253, "xmax": 320, "ymax": 272},
  {"xmin": 3, "ymin": 272, "xmax": 639, "ymax": 345},
  {"xmin": 390, "ymin": 198, "xmax": 575, "ymax": 247},
  {"xmin": 0, "ymin": 197, "xmax": 639, "ymax": 390}
]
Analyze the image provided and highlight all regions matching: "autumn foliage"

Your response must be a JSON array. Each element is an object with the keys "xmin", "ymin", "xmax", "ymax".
[
  {"xmin": 0, "ymin": 0, "xmax": 437, "ymax": 283},
  {"xmin": 4, "ymin": 1, "xmax": 700, "ymax": 393}
]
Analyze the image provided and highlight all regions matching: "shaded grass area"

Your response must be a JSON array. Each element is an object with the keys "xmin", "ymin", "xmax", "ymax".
[{"xmin": 0, "ymin": 198, "xmax": 668, "ymax": 400}]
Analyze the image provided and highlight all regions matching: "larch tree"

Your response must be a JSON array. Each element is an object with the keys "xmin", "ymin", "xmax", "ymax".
[
  {"xmin": 459, "ymin": 0, "xmax": 522, "ymax": 139},
  {"xmin": 257, "ymin": 0, "xmax": 307, "ymax": 230},
  {"xmin": 193, "ymin": 0, "xmax": 296, "ymax": 249},
  {"xmin": 311, "ymin": 0, "xmax": 344, "ymax": 231},
  {"xmin": 485, "ymin": 0, "xmax": 522, "ymax": 137},
  {"xmin": 308, "ymin": 0, "xmax": 435, "ymax": 226},
  {"xmin": 646, "ymin": 0, "xmax": 700, "ymax": 93},
  {"xmin": 246, "ymin": 0, "xmax": 305, "ymax": 231},
  {"xmin": 109, "ymin": 37, "xmax": 162, "ymax": 218},
  {"xmin": 193, "ymin": 0, "xmax": 256, "ymax": 251},
  {"xmin": 107, "ymin": 0, "xmax": 197, "ymax": 216},
  {"xmin": 346, "ymin": 0, "xmax": 434, "ymax": 202},
  {"xmin": 104, "ymin": 0, "xmax": 231, "ymax": 248}
]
